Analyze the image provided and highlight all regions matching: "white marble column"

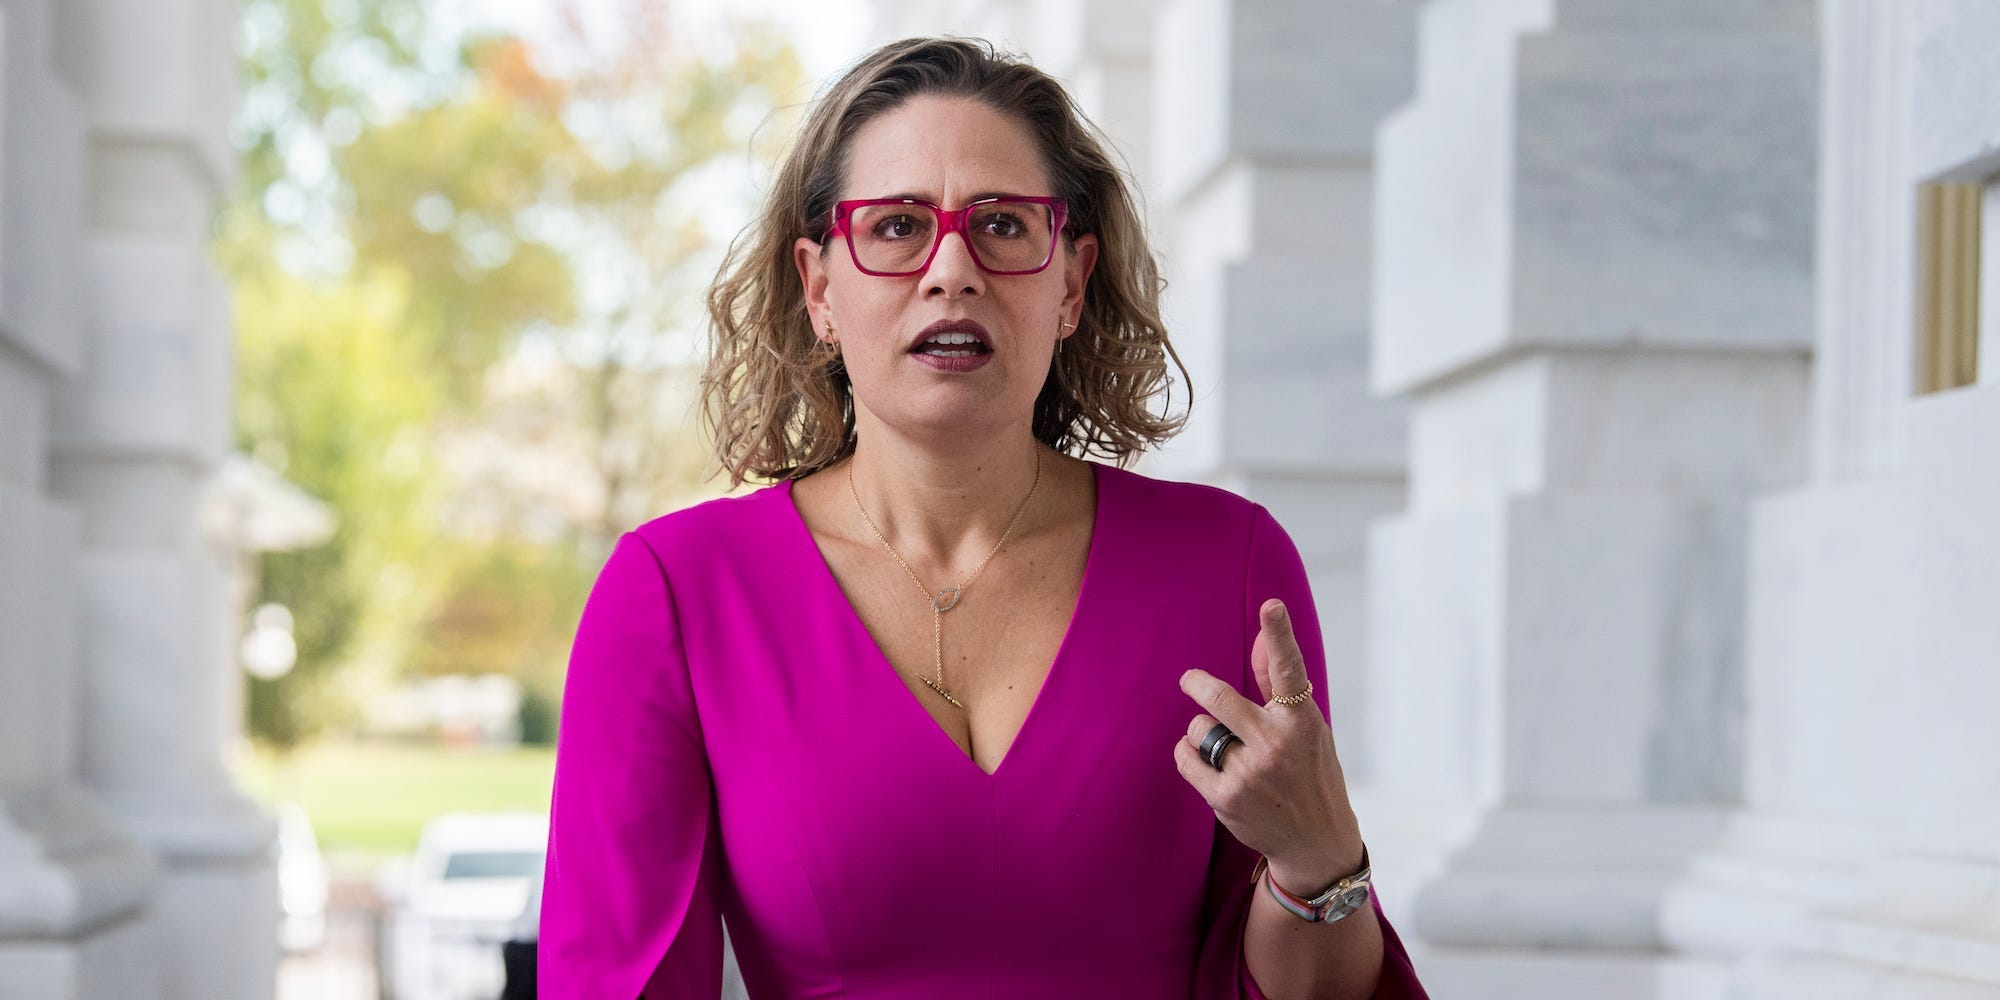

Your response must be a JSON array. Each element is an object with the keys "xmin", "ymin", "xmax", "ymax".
[
  {"xmin": 1657, "ymin": 3, "xmax": 2000, "ymax": 997},
  {"xmin": 1026, "ymin": 0, "xmax": 1154, "ymax": 184},
  {"xmin": 0, "ymin": 0, "xmax": 165, "ymax": 996},
  {"xmin": 1146, "ymin": 0, "xmax": 1416, "ymax": 783},
  {"xmin": 1366, "ymin": 1, "xmax": 1816, "ymax": 995},
  {"xmin": 42, "ymin": 1, "xmax": 279, "ymax": 998},
  {"xmin": 867, "ymin": 0, "xmax": 1033, "ymax": 49},
  {"xmin": 858, "ymin": 0, "xmax": 1159, "ymax": 188}
]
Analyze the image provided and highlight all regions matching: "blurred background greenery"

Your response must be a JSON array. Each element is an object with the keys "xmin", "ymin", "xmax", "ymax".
[
  {"xmin": 219, "ymin": 0, "xmax": 802, "ymax": 853},
  {"xmin": 239, "ymin": 740, "xmax": 557, "ymax": 864}
]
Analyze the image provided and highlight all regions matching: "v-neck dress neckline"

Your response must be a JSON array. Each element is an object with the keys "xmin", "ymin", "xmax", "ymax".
[{"xmin": 776, "ymin": 459, "xmax": 1109, "ymax": 781}]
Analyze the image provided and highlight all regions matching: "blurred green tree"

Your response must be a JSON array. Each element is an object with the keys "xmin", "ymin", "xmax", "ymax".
[{"xmin": 220, "ymin": 0, "xmax": 801, "ymax": 750}]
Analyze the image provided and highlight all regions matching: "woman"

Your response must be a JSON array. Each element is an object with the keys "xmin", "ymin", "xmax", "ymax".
[{"xmin": 540, "ymin": 37, "xmax": 1427, "ymax": 999}]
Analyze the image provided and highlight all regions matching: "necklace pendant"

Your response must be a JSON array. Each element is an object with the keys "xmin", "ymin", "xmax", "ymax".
[
  {"xmin": 921, "ymin": 675, "xmax": 966, "ymax": 709},
  {"xmin": 931, "ymin": 587, "xmax": 962, "ymax": 613}
]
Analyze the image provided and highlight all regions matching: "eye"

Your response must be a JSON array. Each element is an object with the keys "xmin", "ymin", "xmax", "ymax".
[
  {"xmin": 871, "ymin": 214, "xmax": 922, "ymax": 240},
  {"xmin": 979, "ymin": 212, "xmax": 1027, "ymax": 237}
]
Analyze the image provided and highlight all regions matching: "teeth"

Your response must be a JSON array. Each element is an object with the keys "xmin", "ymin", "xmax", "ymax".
[
  {"xmin": 922, "ymin": 331, "xmax": 982, "ymax": 346},
  {"xmin": 924, "ymin": 350, "xmax": 980, "ymax": 357}
]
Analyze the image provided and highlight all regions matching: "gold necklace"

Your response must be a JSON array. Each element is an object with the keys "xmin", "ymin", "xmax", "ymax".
[{"xmin": 846, "ymin": 449, "xmax": 1043, "ymax": 711}]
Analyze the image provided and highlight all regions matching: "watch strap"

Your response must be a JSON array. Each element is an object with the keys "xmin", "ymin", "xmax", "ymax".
[{"xmin": 1251, "ymin": 845, "xmax": 1372, "ymax": 923}]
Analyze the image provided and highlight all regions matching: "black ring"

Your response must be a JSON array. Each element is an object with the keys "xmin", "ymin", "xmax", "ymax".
[{"xmin": 1197, "ymin": 723, "xmax": 1238, "ymax": 770}]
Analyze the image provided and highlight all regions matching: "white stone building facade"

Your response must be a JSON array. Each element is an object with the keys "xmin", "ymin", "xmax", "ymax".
[{"xmin": 0, "ymin": 0, "xmax": 289, "ymax": 998}]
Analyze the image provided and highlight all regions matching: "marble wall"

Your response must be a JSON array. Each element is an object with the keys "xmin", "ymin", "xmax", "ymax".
[
  {"xmin": 1367, "ymin": 1, "xmax": 1820, "ymax": 994},
  {"xmin": 1659, "ymin": 3, "xmax": 2000, "ymax": 996},
  {"xmin": 0, "ymin": 0, "xmax": 279, "ymax": 997}
]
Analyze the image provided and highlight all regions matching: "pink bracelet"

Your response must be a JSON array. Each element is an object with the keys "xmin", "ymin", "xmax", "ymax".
[{"xmin": 1250, "ymin": 846, "xmax": 1372, "ymax": 924}]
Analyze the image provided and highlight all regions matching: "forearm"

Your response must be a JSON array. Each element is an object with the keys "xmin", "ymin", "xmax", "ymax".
[{"xmin": 1241, "ymin": 838, "xmax": 1383, "ymax": 1000}]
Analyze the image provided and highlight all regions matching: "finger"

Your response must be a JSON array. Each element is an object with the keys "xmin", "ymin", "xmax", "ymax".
[
  {"xmin": 1250, "ymin": 616, "xmax": 1274, "ymax": 703},
  {"xmin": 1179, "ymin": 667, "xmax": 1265, "ymax": 736},
  {"xmin": 1185, "ymin": 713, "xmax": 1220, "ymax": 746},
  {"xmin": 1172, "ymin": 734, "xmax": 1223, "ymax": 803},
  {"xmin": 1252, "ymin": 599, "xmax": 1315, "ymax": 715}
]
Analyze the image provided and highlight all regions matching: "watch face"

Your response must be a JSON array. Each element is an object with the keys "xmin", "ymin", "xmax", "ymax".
[{"xmin": 1340, "ymin": 887, "xmax": 1370, "ymax": 909}]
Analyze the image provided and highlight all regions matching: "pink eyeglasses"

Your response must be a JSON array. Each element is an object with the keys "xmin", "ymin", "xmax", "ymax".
[{"xmin": 826, "ymin": 196, "xmax": 1070, "ymax": 277}]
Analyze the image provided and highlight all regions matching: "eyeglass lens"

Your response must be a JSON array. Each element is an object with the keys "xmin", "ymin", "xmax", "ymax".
[{"xmin": 848, "ymin": 201, "xmax": 1055, "ymax": 274}]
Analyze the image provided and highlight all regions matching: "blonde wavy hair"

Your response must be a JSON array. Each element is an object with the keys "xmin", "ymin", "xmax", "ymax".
[{"xmin": 700, "ymin": 36, "xmax": 1191, "ymax": 488}]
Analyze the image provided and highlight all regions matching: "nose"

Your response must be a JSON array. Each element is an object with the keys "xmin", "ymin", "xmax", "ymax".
[{"xmin": 922, "ymin": 227, "xmax": 985, "ymax": 299}]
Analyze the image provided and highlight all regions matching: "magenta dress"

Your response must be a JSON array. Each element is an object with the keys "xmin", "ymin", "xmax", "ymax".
[{"xmin": 539, "ymin": 460, "xmax": 1427, "ymax": 999}]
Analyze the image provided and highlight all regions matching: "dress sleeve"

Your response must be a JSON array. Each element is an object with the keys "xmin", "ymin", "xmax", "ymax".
[
  {"xmin": 539, "ymin": 532, "xmax": 724, "ymax": 999},
  {"xmin": 1196, "ymin": 504, "xmax": 1430, "ymax": 1000}
]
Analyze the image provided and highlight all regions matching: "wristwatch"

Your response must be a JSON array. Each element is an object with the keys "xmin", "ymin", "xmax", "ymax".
[{"xmin": 1251, "ymin": 845, "xmax": 1372, "ymax": 924}]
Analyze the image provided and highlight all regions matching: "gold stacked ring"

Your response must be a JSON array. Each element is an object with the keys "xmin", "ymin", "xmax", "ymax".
[{"xmin": 1270, "ymin": 681, "xmax": 1313, "ymax": 707}]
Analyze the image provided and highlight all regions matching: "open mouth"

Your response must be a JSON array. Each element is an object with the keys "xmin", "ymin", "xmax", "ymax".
[{"xmin": 910, "ymin": 332, "xmax": 992, "ymax": 357}]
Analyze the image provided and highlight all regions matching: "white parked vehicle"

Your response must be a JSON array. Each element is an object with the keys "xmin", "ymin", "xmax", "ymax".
[
  {"xmin": 377, "ymin": 811, "xmax": 548, "ymax": 1000},
  {"xmin": 274, "ymin": 802, "xmax": 329, "ymax": 954}
]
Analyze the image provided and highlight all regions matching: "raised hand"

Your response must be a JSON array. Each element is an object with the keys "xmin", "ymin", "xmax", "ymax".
[{"xmin": 1173, "ymin": 598, "xmax": 1365, "ymax": 892}]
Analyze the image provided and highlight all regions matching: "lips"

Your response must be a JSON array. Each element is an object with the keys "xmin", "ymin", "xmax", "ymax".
[{"xmin": 906, "ymin": 319, "xmax": 992, "ymax": 353}]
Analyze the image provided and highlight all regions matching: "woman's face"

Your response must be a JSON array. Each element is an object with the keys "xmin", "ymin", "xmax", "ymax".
[{"xmin": 794, "ymin": 94, "xmax": 1098, "ymax": 444}]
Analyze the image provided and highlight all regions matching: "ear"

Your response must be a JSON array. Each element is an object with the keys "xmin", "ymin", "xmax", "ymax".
[
  {"xmin": 794, "ymin": 237, "xmax": 834, "ymax": 337},
  {"xmin": 1059, "ymin": 233, "xmax": 1099, "ymax": 326}
]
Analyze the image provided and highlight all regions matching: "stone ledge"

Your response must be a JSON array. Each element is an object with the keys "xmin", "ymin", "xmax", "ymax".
[
  {"xmin": 1414, "ymin": 802, "xmax": 1731, "ymax": 950},
  {"xmin": 94, "ymin": 784, "xmax": 277, "ymax": 865},
  {"xmin": 0, "ymin": 786, "xmax": 158, "ymax": 937}
]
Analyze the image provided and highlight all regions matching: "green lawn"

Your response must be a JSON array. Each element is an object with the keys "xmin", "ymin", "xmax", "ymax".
[{"xmin": 233, "ymin": 739, "xmax": 557, "ymax": 866}]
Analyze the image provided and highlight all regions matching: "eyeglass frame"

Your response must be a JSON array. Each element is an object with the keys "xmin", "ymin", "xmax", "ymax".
[{"xmin": 824, "ymin": 196, "xmax": 1071, "ymax": 277}]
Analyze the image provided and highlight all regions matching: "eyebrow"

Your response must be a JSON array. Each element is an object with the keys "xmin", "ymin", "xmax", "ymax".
[{"xmin": 877, "ymin": 191, "xmax": 1024, "ymax": 205}]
